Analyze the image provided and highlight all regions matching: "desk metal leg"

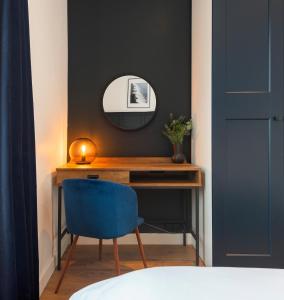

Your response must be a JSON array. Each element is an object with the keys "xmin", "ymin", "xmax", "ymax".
[
  {"xmin": 183, "ymin": 191, "xmax": 188, "ymax": 246},
  {"xmin": 183, "ymin": 226, "xmax": 187, "ymax": 246},
  {"xmin": 57, "ymin": 186, "xmax": 62, "ymax": 270},
  {"xmin": 195, "ymin": 188, "xmax": 199, "ymax": 266}
]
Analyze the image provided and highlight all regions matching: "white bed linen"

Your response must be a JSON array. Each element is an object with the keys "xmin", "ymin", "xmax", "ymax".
[{"xmin": 70, "ymin": 266, "xmax": 284, "ymax": 300}]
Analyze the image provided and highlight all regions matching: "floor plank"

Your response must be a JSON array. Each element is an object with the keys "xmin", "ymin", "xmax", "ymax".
[{"xmin": 41, "ymin": 245, "xmax": 203, "ymax": 300}]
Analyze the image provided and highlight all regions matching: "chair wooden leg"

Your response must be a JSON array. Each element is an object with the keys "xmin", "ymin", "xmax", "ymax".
[
  {"xmin": 99, "ymin": 239, "xmax": 103, "ymax": 260},
  {"xmin": 135, "ymin": 227, "xmax": 147, "ymax": 268},
  {"xmin": 113, "ymin": 238, "xmax": 120, "ymax": 275},
  {"xmin": 55, "ymin": 235, "xmax": 79, "ymax": 293}
]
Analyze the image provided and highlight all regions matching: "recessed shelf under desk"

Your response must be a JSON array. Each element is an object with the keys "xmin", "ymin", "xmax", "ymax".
[
  {"xmin": 129, "ymin": 170, "xmax": 202, "ymax": 188},
  {"xmin": 55, "ymin": 157, "xmax": 203, "ymax": 269}
]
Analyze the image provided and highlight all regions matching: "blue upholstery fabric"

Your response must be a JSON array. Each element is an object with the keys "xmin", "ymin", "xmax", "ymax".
[{"xmin": 62, "ymin": 179, "xmax": 144, "ymax": 239}]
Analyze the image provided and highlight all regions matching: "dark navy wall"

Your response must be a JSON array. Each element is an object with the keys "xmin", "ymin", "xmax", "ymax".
[{"xmin": 68, "ymin": 0, "xmax": 192, "ymax": 232}]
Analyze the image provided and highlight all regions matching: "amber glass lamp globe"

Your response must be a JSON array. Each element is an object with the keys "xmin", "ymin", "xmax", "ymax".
[{"xmin": 69, "ymin": 138, "xmax": 97, "ymax": 164}]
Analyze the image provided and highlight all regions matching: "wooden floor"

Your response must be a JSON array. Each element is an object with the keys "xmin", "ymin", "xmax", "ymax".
[{"xmin": 41, "ymin": 245, "xmax": 203, "ymax": 300}]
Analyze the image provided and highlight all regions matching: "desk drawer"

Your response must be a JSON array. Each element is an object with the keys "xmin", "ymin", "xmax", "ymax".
[{"xmin": 56, "ymin": 170, "xmax": 129, "ymax": 185}]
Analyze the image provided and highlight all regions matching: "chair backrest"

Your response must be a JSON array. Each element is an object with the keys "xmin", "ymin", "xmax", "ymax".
[{"xmin": 62, "ymin": 179, "xmax": 138, "ymax": 239}]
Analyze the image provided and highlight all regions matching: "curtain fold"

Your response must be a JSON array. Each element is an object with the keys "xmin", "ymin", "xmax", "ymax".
[{"xmin": 0, "ymin": 0, "xmax": 39, "ymax": 299}]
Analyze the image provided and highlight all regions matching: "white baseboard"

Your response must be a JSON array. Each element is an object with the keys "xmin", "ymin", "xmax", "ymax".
[
  {"xmin": 60, "ymin": 232, "xmax": 72, "ymax": 254},
  {"xmin": 39, "ymin": 256, "xmax": 55, "ymax": 295},
  {"xmin": 78, "ymin": 233, "xmax": 193, "ymax": 245},
  {"xmin": 39, "ymin": 232, "xmax": 72, "ymax": 295}
]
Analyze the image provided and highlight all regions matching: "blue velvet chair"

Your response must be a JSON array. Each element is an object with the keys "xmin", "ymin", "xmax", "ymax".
[{"xmin": 55, "ymin": 179, "xmax": 147, "ymax": 293}]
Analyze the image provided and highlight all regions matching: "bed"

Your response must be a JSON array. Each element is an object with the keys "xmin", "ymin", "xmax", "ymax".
[{"xmin": 70, "ymin": 266, "xmax": 284, "ymax": 300}]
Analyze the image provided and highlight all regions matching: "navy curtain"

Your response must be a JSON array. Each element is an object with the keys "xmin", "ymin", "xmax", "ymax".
[{"xmin": 0, "ymin": 0, "xmax": 39, "ymax": 299}]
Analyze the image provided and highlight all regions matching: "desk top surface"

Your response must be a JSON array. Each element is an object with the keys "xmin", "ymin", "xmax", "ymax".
[{"xmin": 56, "ymin": 157, "xmax": 201, "ymax": 172}]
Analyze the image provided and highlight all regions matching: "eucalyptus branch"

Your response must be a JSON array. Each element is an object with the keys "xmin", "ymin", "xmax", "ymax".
[{"xmin": 163, "ymin": 114, "xmax": 192, "ymax": 145}]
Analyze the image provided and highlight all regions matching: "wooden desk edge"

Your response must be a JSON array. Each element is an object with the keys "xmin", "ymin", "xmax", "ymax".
[{"xmin": 55, "ymin": 157, "xmax": 204, "ymax": 188}]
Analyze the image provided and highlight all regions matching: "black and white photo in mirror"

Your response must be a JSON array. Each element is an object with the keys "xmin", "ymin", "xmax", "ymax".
[{"xmin": 127, "ymin": 78, "xmax": 150, "ymax": 109}]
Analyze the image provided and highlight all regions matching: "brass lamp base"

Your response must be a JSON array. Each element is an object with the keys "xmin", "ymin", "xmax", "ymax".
[{"xmin": 76, "ymin": 161, "xmax": 91, "ymax": 165}]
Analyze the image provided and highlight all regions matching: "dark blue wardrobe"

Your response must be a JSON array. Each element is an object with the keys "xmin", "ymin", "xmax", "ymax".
[{"xmin": 212, "ymin": 0, "xmax": 284, "ymax": 267}]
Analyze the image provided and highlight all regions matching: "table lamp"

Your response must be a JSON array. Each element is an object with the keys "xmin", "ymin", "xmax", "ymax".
[{"xmin": 69, "ymin": 138, "xmax": 97, "ymax": 164}]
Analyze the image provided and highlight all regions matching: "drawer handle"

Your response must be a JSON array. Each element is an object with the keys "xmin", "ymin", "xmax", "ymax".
[
  {"xmin": 271, "ymin": 116, "xmax": 284, "ymax": 121},
  {"xmin": 87, "ymin": 175, "xmax": 100, "ymax": 179}
]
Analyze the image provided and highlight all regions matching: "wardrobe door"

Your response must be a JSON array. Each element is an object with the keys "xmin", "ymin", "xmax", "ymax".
[{"xmin": 213, "ymin": 0, "xmax": 284, "ymax": 267}]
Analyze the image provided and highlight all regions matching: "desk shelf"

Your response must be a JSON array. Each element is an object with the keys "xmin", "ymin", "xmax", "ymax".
[{"xmin": 129, "ymin": 181, "xmax": 202, "ymax": 188}]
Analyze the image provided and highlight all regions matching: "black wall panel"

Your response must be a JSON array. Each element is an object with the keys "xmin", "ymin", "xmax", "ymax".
[{"xmin": 68, "ymin": 0, "xmax": 191, "ymax": 232}]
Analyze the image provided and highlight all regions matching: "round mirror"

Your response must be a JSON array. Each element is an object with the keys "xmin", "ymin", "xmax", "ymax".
[{"xmin": 102, "ymin": 75, "xmax": 157, "ymax": 130}]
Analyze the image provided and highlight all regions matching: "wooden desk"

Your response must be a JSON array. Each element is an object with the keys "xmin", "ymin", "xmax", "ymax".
[{"xmin": 56, "ymin": 157, "xmax": 203, "ymax": 268}]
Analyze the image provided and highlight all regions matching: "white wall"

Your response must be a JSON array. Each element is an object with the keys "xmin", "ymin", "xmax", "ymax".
[
  {"xmin": 28, "ymin": 0, "xmax": 68, "ymax": 293},
  {"xmin": 191, "ymin": 0, "xmax": 213, "ymax": 266}
]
